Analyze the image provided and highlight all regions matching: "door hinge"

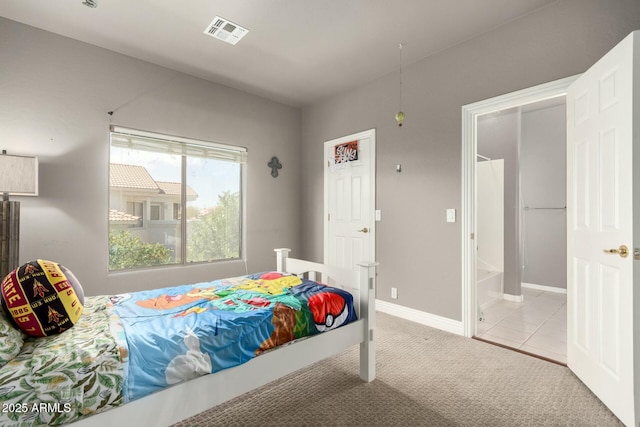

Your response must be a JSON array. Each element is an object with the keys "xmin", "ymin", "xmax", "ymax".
[
  {"xmin": 470, "ymin": 233, "xmax": 475, "ymax": 240},
  {"xmin": 328, "ymin": 213, "xmax": 330, "ymax": 221}
]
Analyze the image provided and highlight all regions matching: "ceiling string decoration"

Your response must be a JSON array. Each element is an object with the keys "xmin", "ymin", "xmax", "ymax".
[{"xmin": 395, "ymin": 43, "xmax": 405, "ymax": 127}]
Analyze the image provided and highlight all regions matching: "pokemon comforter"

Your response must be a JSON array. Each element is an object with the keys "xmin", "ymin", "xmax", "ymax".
[{"xmin": 0, "ymin": 272, "xmax": 357, "ymax": 426}]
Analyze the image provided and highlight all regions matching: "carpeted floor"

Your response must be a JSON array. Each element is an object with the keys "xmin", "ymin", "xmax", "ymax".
[{"xmin": 172, "ymin": 312, "xmax": 623, "ymax": 427}]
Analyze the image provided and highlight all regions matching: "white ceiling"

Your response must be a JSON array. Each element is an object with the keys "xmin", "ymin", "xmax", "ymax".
[{"xmin": 0, "ymin": 0, "xmax": 558, "ymax": 107}]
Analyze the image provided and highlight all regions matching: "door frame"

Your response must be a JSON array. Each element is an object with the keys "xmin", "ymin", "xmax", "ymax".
[
  {"xmin": 461, "ymin": 76, "xmax": 579, "ymax": 338},
  {"xmin": 323, "ymin": 129, "xmax": 377, "ymax": 265}
]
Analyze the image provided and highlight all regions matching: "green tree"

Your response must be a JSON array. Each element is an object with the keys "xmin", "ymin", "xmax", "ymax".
[
  {"xmin": 109, "ymin": 230, "xmax": 173, "ymax": 270},
  {"xmin": 187, "ymin": 191, "xmax": 240, "ymax": 262}
]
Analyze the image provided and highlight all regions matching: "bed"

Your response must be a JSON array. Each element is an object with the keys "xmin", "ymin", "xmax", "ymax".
[{"xmin": 0, "ymin": 249, "xmax": 377, "ymax": 426}]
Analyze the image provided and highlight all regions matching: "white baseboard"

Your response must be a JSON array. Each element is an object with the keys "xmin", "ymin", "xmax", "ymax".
[
  {"xmin": 522, "ymin": 282, "xmax": 567, "ymax": 294},
  {"xmin": 503, "ymin": 293, "xmax": 524, "ymax": 303},
  {"xmin": 375, "ymin": 299, "xmax": 463, "ymax": 336}
]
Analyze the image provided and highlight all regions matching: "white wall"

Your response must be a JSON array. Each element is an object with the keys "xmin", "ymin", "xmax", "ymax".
[
  {"xmin": 0, "ymin": 18, "xmax": 302, "ymax": 296},
  {"xmin": 477, "ymin": 159, "xmax": 504, "ymax": 272}
]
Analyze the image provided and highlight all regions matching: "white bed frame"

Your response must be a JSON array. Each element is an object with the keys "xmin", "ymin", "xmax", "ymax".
[{"xmin": 72, "ymin": 249, "xmax": 377, "ymax": 427}]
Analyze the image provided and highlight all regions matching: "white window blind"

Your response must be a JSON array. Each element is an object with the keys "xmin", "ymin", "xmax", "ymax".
[{"xmin": 110, "ymin": 126, "xmax": 248, "ymax": 164}]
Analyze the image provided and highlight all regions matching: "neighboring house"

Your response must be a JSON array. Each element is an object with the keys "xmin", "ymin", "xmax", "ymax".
[{"xmin": 109, "ymin": 163, "xmax": 198, "ymax": 256}]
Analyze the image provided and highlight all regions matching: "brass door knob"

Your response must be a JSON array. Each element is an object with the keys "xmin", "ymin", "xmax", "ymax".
[
  {"xmin": 357, "ymin": 227, "xmax": 369, "ymax": 233},
  {"xmin": 603, "ymin": 245, "xmax": 629, "ymax": 258}
]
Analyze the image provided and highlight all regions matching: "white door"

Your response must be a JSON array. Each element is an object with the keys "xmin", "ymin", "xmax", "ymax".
[
  {"xmin": 567, "ymin": 31, "xmax": 638, "ymax": 427},
  {"xmin": 324, "ymin": 129, "xmax": 376, "ymax": 269}
]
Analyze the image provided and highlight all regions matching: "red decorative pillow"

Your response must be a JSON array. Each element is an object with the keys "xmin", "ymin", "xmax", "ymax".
[{"xmin": 1, "ymin": 260, "xmax": 84, "ymax": 337}]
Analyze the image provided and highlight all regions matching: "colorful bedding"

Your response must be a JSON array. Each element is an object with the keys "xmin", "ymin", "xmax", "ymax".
[{"xmin": 0, "ymin": 272, "xmax": 357, "ymax": 426}]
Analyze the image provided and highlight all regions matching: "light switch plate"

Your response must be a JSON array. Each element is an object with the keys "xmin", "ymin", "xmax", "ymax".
[
  {"xmin": 375, "ymin": 210, "xmax": 381, "ymax": 221},
  {"xmin": 446, "ymin": 209, "xmax": 456, "ymax": 223}
]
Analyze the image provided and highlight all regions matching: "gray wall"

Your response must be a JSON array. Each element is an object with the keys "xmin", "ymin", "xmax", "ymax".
[
  {"xmin": 301, "ymin": 0, "xmax": 640, "ymax": 321},
  {"xmin": 521, "ymin": 104, "xmax": 567, "ymax": 289},
  {"xmin": 2, "ymin": 0, "xmax": 639, "ymax": 320},
  {"xmin": 0, "ymin": 18, "xmax": 301, "ymax": 297}
]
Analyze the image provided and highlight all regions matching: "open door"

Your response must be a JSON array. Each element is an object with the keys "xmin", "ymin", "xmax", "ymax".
[{"xmin": 567, "ymin": 31, "xmax": 639, "ymax": 426}]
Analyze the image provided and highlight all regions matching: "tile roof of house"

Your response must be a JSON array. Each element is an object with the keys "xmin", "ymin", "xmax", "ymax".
[
  {"xmin": 110, "ymin": 163, "xmax": 160, "ymax": 190},
  {"xmin": 109, "ymin": 209, "xmax": 140, "ymax": 223},
  {"xmin": 156, "ymin": 181, "xmax": 198, "ymax": 197},
  {"xmin": 110, "ymin": 164, "xmax": 198, "ymax": 198}
]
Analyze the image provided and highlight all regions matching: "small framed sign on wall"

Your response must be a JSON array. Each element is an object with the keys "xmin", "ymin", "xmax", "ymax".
[{"xmin": 334, "ymin": 140, "xmax": 359, "ymax": 164}]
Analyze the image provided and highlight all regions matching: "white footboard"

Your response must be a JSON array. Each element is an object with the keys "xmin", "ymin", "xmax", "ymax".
[{"xmin": 274, "ymin": 248, "xmax": 377, "ymax": 382}]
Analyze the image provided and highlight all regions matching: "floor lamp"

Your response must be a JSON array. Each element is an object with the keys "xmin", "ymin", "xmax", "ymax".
[{"xmin": 0, "ymin": 151, "xmax": 39, "ymax": 280}]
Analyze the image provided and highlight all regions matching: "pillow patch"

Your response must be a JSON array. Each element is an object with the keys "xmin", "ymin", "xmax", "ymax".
[
  {"xmin": 0, "ymin": 309, "xmax": 24, "ymax": 366},
  {"xmin": 1, "ymin": 260, "xmax": 85, "ymax": 337}
]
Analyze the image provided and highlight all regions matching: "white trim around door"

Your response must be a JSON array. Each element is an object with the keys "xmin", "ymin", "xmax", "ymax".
[{"xmin": 460, "ymin": 75, "xmax": 579, "ymax": 338}]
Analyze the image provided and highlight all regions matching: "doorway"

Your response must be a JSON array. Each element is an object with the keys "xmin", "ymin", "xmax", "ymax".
[
  {"xmin": 461, "ymin": 75, "xmax": 579, "ymax": 346},
  {"xmin": 474, "ymin": 97, "xmax": 568, "ymax": 364}
]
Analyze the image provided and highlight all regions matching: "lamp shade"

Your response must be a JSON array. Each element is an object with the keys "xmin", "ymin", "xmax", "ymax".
[{"xmin": 0, "ymin": 154, "xmax": 38, "ymax": 196}]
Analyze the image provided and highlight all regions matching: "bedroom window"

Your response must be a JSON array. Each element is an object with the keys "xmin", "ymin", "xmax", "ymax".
[{"xmin": 108, "ymin": 126, "xmax": 246, "ymax": 271}]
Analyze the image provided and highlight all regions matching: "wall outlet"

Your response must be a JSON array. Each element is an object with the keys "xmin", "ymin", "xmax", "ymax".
[{"xmin": 391, "ymin": 287, "xmax": 398, "ymax": 299}]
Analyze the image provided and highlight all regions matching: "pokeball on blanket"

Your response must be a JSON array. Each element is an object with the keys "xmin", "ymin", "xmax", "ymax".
[
  {"xmin": 308, "ymin": 292, "xmax": 349, "ymax": 332},
  {"xmin": 0, "ymin": 260, "xmax": 84, "ymax": 337}
]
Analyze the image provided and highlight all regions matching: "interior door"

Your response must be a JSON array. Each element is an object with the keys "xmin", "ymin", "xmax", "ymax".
[
  {"xmin": 324, "ymin": 130, "xmax": 375, "ymax": 269},
  {"xmin": 567, "ymin": 31, "xmax": 638, "ymax": 427}
]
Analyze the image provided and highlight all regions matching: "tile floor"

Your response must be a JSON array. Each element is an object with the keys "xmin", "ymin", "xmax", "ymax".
[{"xmin": 476, "ymin": 287, "xmax": 567, "ymax": 364}]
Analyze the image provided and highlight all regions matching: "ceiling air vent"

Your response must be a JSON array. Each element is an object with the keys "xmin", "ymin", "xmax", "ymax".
[{"xmin": 204, "ymin": 16, "xmax": 249, "ymax": 45}]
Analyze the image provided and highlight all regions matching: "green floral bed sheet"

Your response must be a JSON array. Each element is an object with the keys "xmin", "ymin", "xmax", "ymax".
[{"xmin": 0, "ymin": 296, "xmax": 127, "ymax": 426}]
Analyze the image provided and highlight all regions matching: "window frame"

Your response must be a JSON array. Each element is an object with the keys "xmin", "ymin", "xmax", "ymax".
[{"xmin": 108, "ymin": 126, "xmax": 247, "ymax": 272}]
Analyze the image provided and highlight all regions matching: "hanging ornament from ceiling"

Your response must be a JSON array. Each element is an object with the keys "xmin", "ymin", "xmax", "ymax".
[{"xmin": 396, "ymin": 43, "xmax": 405, "ymax": 127}]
